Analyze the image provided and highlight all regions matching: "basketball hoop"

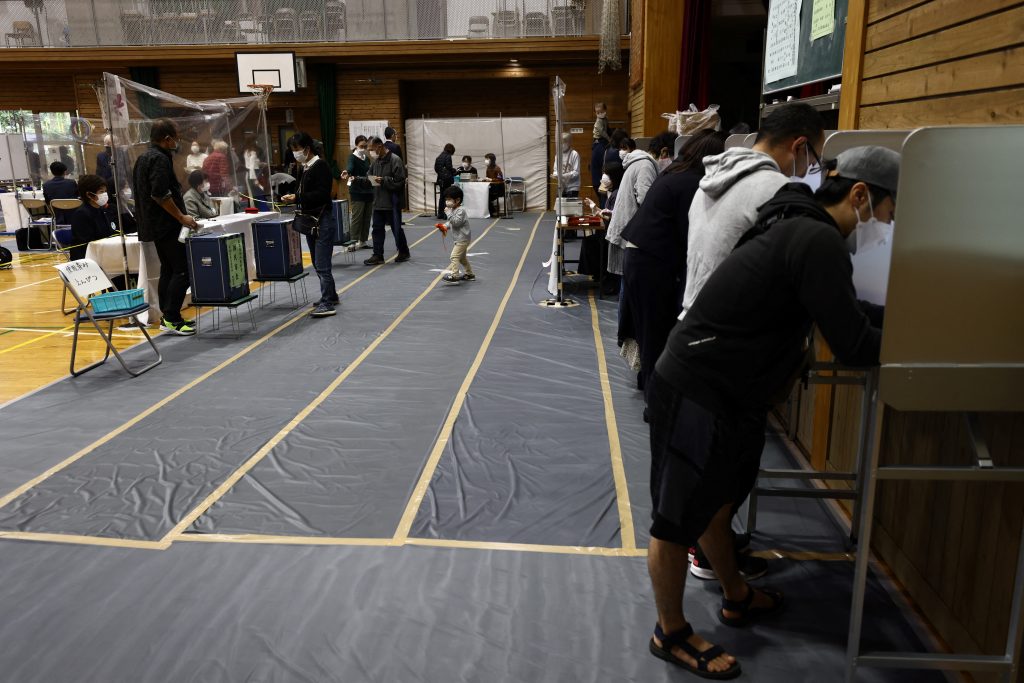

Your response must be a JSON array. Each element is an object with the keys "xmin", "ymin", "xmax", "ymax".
[
  {"xmin": 247, "ymin": 83, "xmax": 275, "ymax": 105},
  {"xmin": 247, "ymin": 83, "xmax": 275, "ymax": 96}
]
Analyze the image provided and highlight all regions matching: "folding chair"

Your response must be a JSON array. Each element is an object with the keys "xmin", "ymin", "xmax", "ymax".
[
  {"xmin": 54, "ymin": 259, "xmax": 162, "ymax": 378},
  {"xmin": 19, "ymin": 197, "xmax": 52, "ymax": 250},
  {"xmin": 49, "ymin": 199, "xmax": 82, "ymax": 245}
]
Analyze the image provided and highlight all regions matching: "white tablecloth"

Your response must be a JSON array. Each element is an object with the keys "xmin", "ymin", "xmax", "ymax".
[
  {"xmin": 0, "ymin": 190, "xmax": 45, "ymax": 231},
  {"xmin": 458, "ymin": 182, "xmax": 491, "ymax": 219},
  {"xmin": 83, "ymin": 211, "xmax": 278, "ymax": 325}
]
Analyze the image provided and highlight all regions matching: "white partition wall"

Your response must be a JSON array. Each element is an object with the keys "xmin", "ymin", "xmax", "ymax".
[{"xmin": 405, "ymin": 117, "xmax": 547, "ymax": 214}]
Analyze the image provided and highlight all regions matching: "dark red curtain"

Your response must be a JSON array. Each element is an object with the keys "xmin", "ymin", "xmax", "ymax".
[{"xmin": 677, "ymin": 0, "xmax": 712, "ymax": 110}]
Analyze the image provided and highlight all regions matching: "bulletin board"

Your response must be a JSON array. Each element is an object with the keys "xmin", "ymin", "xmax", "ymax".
[{"xmin": 762, "ymin": 0, "xmax": 849, "ymax": 94}]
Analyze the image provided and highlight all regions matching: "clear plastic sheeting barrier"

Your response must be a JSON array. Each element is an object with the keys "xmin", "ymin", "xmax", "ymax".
[
  {"xmin": 103, "ymin": 72, "xmax": 273, "ymax": 215},
  {"xmin": 0, "ymin": 111, "xmax": 102, "ymax": 186}
]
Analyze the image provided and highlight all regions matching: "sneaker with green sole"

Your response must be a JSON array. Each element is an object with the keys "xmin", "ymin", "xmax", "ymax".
[{"xmin": 160, "ymin": 318, "xmax": 196, "ymax": 336}]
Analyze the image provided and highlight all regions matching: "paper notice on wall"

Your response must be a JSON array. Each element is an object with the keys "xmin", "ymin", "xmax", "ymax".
[
  {"xmin": 810, "ymin": 0, "xmax": 835, "ymax": 40},
  {"xmin": 765, "ymin": 0, "xmax": 802, "ymax": 84},
  {"xmin": 348, "ymin": 120, "xmax": 388, "ymax": 147}
]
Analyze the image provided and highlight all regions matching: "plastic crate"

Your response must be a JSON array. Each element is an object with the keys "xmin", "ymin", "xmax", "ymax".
[{"xmin": 91, "ymin": 288, "xmax": 145, "ymax": 314}]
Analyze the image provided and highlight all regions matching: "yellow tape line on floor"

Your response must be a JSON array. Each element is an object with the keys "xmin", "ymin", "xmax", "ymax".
[
  {"xmin": 0, "ymin": 229, "xmax": 438, "ymax": 513},
  {"xmin": 160, "ymin": 216, "xmax": 507, "ymax": 544}
]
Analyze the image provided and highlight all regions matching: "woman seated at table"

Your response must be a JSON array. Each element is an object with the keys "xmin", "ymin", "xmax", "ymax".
[
  {"xmin": 183, "ymin": 170, "xmax": 219, "ymax": 220},
  {"xmin": 484, "ymin": 152, "xmax": 505, "ymax": 218},
  {"xmin": 69, "ymin": 174, "xmax": 117, "ymax": 261}
]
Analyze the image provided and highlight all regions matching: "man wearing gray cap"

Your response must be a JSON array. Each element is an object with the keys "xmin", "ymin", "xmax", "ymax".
[{"xmin": 643, "ymin": 146, "xmax": 899, "ymax": 677}]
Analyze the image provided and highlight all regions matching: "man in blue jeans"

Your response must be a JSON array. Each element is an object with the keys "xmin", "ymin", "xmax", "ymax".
[
  {"xmin": 363, "ymin": 136, "xmax": 410, "ymax": 265},
  {"xmin": 281, "ymin": 131, "xmax": 338, "ymax": 318}
]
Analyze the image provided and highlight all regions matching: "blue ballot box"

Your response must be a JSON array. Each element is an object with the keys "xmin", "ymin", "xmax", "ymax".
[
  {"xmin": 186, "ymin": 232, "xmax": 250, "ymax": 303},
  {"xmin": 253, "ymin": 217, "xmax": 303, "ymax": 279},
  {"xmin": 331, "ymin": 199, "xmax": 351, "ymax": 245}
]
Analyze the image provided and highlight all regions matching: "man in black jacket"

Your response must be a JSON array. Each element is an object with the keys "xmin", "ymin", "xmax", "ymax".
[
  {"xmin": 133, "ymin": 118, "xmax": 199, "ymax": 335},
  {"xmin": 363, "ymin": 137, "xmax": 410, "ymax": 265},
  {"xmin": 645, "ymin": 146, "xmax": 899, "ymax": 677},
  {"xmin": 43, "ymin": 161, "xmax": 79, "ymax": 225},
  {"xmin": 434, "ymin": 143, "xmax": 456, "ymax": 219}
]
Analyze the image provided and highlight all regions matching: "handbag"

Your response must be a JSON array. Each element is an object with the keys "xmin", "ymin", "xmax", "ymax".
[
  {"xmin": 293, "ymin": 209, "xmax": 322, "ymax": 236},
  {"xmin": 292, "ymin": 161, "xmax": 326, "ymax": 235}
]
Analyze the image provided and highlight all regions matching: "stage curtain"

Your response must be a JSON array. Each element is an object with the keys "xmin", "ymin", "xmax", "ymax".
[
  {"xmin": 128, "ymin": 67, "xmax": 162, "ymax": 119},
  {"xmin": 677, "ymin": 1, "xmax": 712, "ymax": 110},
  {"xmin": 315, "ymin": 63, "xmax": 340, "ymax": 179}
]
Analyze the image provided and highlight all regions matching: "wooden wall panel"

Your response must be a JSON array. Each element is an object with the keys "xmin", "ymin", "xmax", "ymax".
[
  {"xmin": 862, "ymin": 4, "xmax": 1024, "ymax": 80},
  {"xmin": 865, "ymin": 0, "xmax": 1018, "ymax": 51},
  {"xmin": 625, "ymin": 0, "xmax": 684, "ymax": 137},
  {"xmin": 401, "ymin": 78, "xmax": 550, "ymax": 119},
  {"xmin": 857, "ymin": 0, "xmax": 1024, "ymax": 147},
  {"xmin": 0, "ymin": 72, "xmax": 78, "ymax": 112}
]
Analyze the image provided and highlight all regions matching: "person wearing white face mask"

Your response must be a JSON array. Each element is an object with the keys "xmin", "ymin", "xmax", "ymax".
[
  {"xmin": 186, "ymin": 141, "xmax": 207, "ymax": 173},
  {"xmin": 682, "ymin": 103, "xmax": 826, "ymax": 322},
  {"xmin": 551, "ymin": 133, "xmax": 580, "ymax": 198},
  {"xmin": 280, "ymin": 131, "xmax": 339, "ymax": 318},
  {"xmin": 183, "ymin": 170, "xmax": 219, "ymax": 220},
  {"xmin": 436, "ymin": 185, "xmax": 474, "ymax": 283},
  {"xmin": 69, "ymin": 174, "xmax": 117, "ymax": 261},
  {"xmin": 342, "ymin": 135, "xmax": 373, "ymax": 251},
  {"xmin": 643, "ymin": 146, "xmax": 898, "ymax": 678},
  {"xmin": 458, "ymin": 155, "xmax": 478, "ymax": 178}
]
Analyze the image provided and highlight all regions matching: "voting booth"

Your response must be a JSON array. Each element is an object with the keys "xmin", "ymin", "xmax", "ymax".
[{"xmin": 842, "ymin": 126, "xmax": 1024, "ymax": 682}]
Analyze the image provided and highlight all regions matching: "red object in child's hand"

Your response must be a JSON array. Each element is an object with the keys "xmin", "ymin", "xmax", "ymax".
[{"xmin": 435, "ymin": 223, "xmax": 448, "ymax": 236}]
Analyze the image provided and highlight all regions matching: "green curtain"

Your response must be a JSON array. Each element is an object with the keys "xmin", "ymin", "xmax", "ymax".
[
  {"xmin": 315, "ymin": 63, "xmax": 340, "ymax": 178},
  {"xmin": 128, "ymin": 67, "xmax": 163, "ymax": 120}
]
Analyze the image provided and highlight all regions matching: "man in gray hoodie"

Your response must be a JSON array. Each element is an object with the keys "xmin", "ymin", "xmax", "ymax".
[
  {"xmin": 674, "ymin": 103, "xmax": 826, "ymax": 584},
  {"xmin": 682, "ymin": 103, "xmax": 826, "ymax": 317}
]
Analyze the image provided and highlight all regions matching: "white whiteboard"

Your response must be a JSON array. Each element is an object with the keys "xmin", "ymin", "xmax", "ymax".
[
  {"xmin": 0, "ymin": 134, "xmax": 30, "ymax": 182},
  {"xmin": 348, "ymin": 120, "xmax": 389, "ymax": 147}
]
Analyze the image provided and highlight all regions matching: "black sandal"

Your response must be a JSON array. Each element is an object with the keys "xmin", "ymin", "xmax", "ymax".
[
  {"xmin": 649, "ymin": 623, "xmax": 741, "ymax": 679},
  {"xmin": 719, "ymin": 585, "xmax": 785, "ymax": 627}
]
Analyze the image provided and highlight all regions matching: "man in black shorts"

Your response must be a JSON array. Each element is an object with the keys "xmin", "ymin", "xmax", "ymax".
[{"xmin": 646, "ymin": 146, "xmax": 899, "ymax": 677}]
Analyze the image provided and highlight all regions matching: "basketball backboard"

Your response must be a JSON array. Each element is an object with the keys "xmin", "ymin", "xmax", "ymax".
[{"xmin": 235, "ymin": 52, "xmax": 297, "ymax": 94}]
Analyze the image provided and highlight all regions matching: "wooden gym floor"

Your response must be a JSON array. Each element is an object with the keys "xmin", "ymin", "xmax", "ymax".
[{"xmin": 0, "ymin": 239, "xmax": 311, "ymax": 406}]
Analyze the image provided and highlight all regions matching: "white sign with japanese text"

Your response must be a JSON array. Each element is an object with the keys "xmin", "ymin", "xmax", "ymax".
[{"xmin": 55, "ymin": 259, "xmax": 113, "ymax": 297}]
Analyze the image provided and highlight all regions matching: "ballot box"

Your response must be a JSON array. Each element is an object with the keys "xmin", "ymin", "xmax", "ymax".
[
  {"xmin": 186, "ymin": 232, "xmax": 250, "ymax": 303},
  {"xmin": 253, "ymin": 217, "xmax": 303, "ymax": 279}
]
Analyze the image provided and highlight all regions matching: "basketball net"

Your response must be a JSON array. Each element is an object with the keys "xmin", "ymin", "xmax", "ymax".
[{"xmin": 247, "ymin": 83, "xmax": 275, "ymax": 109}]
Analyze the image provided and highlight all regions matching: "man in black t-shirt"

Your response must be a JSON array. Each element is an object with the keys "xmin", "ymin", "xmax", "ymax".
[
  {"xmin": 133, "ymin": 118, "xmax": 199, "ymax": 335},
  {"xmin": 644, "ymin": 147, "xmax": 900, "ymax": 677}
]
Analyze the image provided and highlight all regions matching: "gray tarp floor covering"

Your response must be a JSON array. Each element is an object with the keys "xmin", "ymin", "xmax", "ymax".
[{"xmin": 0, "ymin": 213, "xmax": 943, "ymax": 682}]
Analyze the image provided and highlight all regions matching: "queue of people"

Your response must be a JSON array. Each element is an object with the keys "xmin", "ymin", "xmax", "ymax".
[{"xmin": 592, "ymin": 102, "xmax": 901, "ymax": 678}]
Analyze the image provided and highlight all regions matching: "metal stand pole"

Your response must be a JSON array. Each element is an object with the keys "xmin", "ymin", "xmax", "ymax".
[
  {"xmin": 850, "ymin": 369, "xmax": 878, "ymax": 544},
  {"xmin": 104, "ymin": 84, "xmax": 132, "ymax": 288},
  {"xmin": 844, "ymin": 386, "xmax": 883, "ymax": 683}
]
